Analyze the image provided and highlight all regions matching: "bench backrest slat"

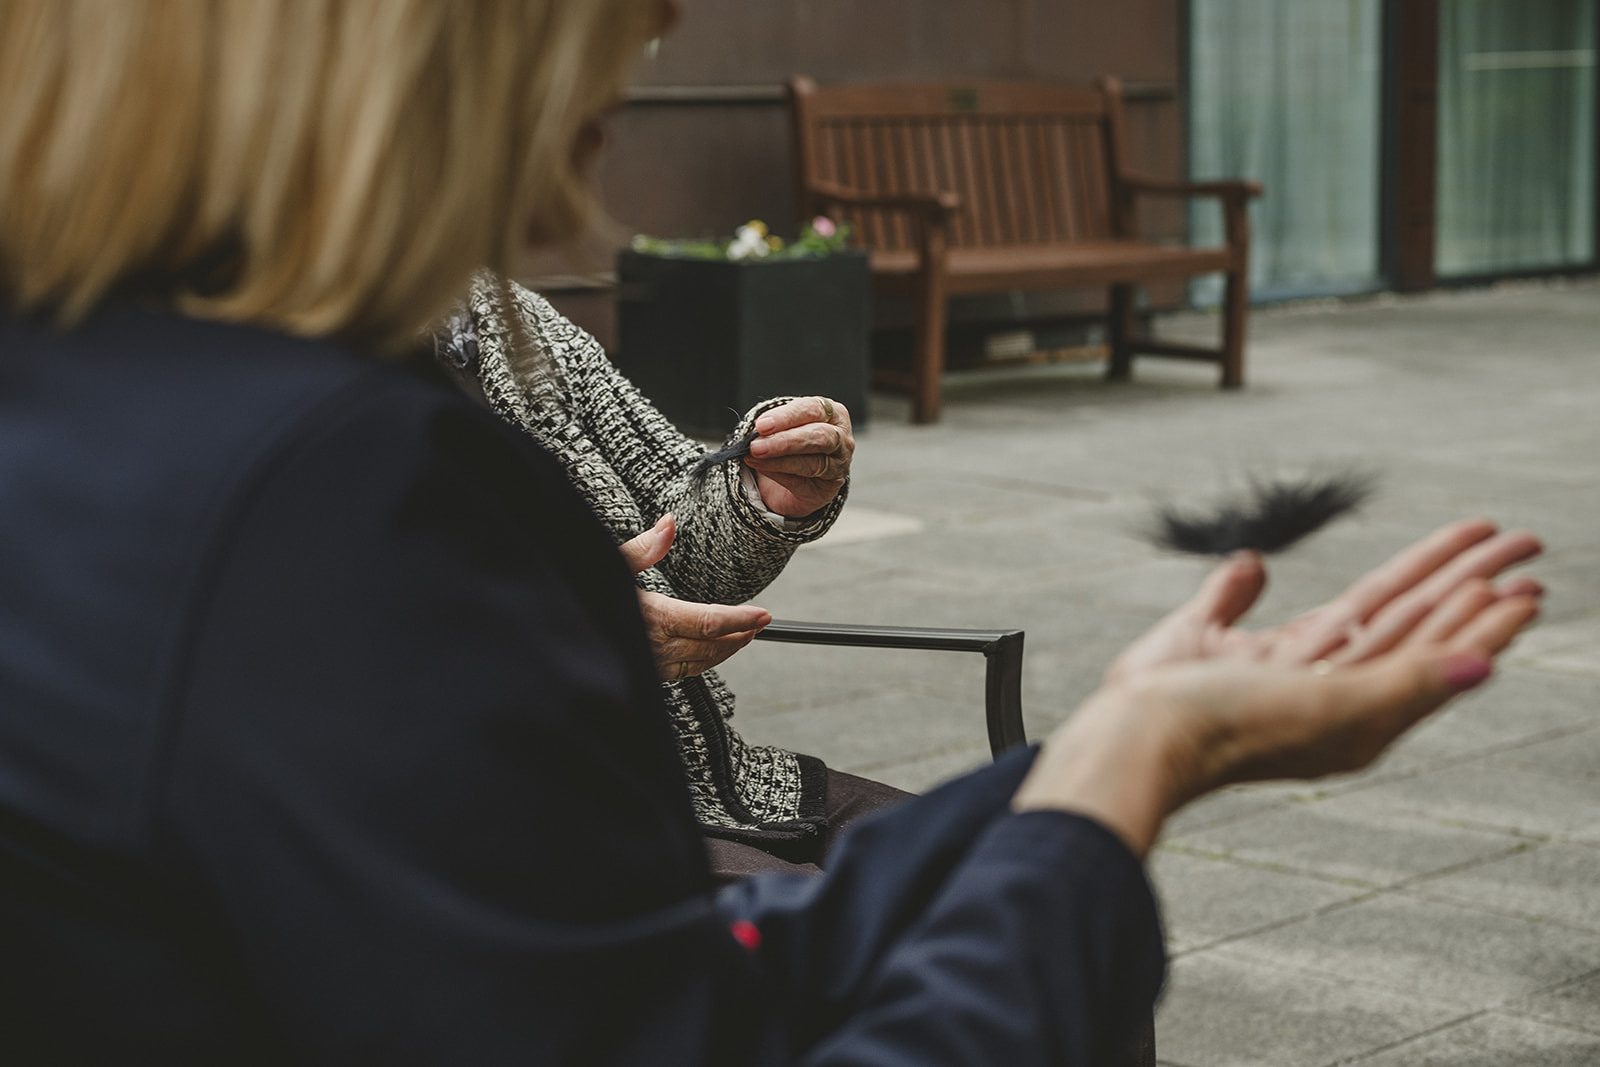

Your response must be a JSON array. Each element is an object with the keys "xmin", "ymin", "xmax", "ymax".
[{"xmin": 790, "ymin": 80, "xmax": 1127, "ymax": 252}]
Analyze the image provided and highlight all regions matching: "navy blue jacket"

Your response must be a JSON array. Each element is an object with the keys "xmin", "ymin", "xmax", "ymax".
[{"xmin": 0, "ymin": 306, "xmax": 1164, "ymax": 1064}]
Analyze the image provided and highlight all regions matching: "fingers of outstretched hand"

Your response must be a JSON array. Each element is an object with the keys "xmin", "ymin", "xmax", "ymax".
[
  {"xmin": 1304, "ymin": 596, "xmax": 1536, "ymax": 773},
  {"xmin": 1310, "ymin": 650, "xmax": 1492, "ymax": 769},
  {"xmin": 754, "ymin": 396, "xmax": 852, "ymax": 436},
  {"xmin": 1445, "ymin": 592, "xmax": 1541, "ymax": 657},
  {"xmin": 1330, "ymin": 530, "xmax": 1542, "ymax": 662},
  {"xmin": 1275, "ymin": 521, "xmax": 1533, "ymax": 663},
  {"xmin": 619, "ymin": 513, "xmax": 675, "ymax": 574}
]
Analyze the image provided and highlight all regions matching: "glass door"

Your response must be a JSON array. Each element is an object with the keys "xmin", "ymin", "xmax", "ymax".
[
  {"xmin": 1189, "ymin": 0, "xmax": 1386, "ymax": 300},
  {"xmin": 1436, "ymin": 0, "xmax": 1597, "ymax": 277}
]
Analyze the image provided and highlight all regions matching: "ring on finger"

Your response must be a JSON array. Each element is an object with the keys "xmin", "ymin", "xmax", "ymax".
[
  {"xmin": 1311, "ymin": 659, "xmax": 1334, "ymax": 676},
  {"xmin": 819, "ymin": 397, "xmax": 835, "ymax": 423}
]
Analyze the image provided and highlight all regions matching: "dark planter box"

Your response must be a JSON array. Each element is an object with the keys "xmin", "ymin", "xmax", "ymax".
[{"xmin": 614, "ymin": 248, "xmax": 871, "ymax": 438}]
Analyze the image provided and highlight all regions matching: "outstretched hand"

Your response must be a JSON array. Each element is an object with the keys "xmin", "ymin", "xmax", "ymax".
[
  {"xmin": 1016, "ymin": 518, "xmax": 1544, "ymax": 857},
  {"xmin": 618, "ymin": 514, "xmax": 771, "ymax": 681},
  {"xmin": 1105, "ymin": 519, "xmax": 1543, "ymax": 684},
  {"xmin": 744, "ymin": 396, "xmax": 854, "ymax": 518}
]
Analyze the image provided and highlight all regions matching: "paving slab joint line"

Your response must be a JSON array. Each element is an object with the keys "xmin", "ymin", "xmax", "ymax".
[
  {"xmin": 1285, "ymin": 717, "xmax": 1600, "ymax": 806},
  {"xmin": 1168, "ymin": 940, "xmax": 1475, "ymax": 1011},
  {"xmin": 1378, "ymin": 839, "xmax": 1538, "ymax": 892},
  {"xmin": 1396, "ymin": 882, "xmax": 1600, "ymax": 939},
  {"xmin": 1324, "ymin": 1008, "xmax": 1488, "ymax": 1066},
  {"xmin": 1156, "ymin": 840, "xmax": 1382, "ymax": 891},
  {"xmin": 1166, "ymin": 887, "xmax": 1387, "ymax": 961},
  {"xmin": 1499, "ymin": 964, "xmax": 1600, "ymax": 1037},
  {"xmin": 1400, "ymin": 886, "xmax": 1600, "ymax": 937}
]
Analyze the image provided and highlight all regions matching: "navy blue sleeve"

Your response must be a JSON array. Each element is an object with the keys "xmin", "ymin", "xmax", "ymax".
[
  {"xmin": 158, "ymin": 375, "xmax": 1164, "ymax": 1064},
  {"xmin": 721, "ymin": 752, "xmax": 1167, "ymax": 1066}
]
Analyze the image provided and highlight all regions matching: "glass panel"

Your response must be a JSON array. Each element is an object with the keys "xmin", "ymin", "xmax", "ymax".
[
  {"xmin": 1437, "ymin": 0, "xmax": 1596, "ymax": 276},
  {"xmin": 1189, "ymin": 0, "xmax": 1385, "ymax": 300}
]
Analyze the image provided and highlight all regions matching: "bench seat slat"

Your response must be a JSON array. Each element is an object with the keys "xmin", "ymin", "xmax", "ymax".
[{"xmin": 869, "ymin": 241, "xmax": 1233, "ymax": 294}]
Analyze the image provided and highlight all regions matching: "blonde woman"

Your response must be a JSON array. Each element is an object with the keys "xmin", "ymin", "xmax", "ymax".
[{"xmin": 0, "ymin": 2, "xmax": 1542, "ymax": 1064}]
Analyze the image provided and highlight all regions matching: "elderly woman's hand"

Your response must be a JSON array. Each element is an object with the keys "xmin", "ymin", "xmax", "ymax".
[
  {"xmin": 744, "ymin": 396, "xmax": 854, "ymax": 518},
  {"xmin": 1017, "ymin": 579, "xmax": 1540, "ymax": 857},
  {"xmin": 619, "ymin": 514, "xmax": 771, "ymax": 681},
  {"xmin": 1104, "ymin": 519, "xmax": 1543, "ymax": 685}
]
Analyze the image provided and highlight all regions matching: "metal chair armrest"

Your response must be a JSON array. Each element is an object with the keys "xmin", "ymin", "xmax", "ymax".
[{"xmin": 754, "ymin": 620, "xmax": 1026, "ymax": 759}]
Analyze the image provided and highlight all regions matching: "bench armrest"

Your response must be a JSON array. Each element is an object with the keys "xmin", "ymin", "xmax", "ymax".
[
  {"xmin": 807, "ymin": 180, "xmax": 963, "ymax": 223},
  {"xmin": 1122, "ymin": 174, "xmax": 1264, "ymax": 203},
  {"xmin": 754, "ymin": 620, "xmax": 1026, "ymax": 758}
]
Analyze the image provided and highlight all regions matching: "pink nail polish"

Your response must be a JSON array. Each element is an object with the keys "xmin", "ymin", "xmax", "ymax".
[{"xmin": 1443, "ymin": 653, "xmax": 1492, "ymax": 692}]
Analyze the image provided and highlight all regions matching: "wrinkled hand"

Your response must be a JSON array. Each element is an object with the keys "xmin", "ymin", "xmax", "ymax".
[
  {"xmin": 618, "ymin": 513, "xmax": 772, "ymax": 681},
  {"xmin": 744, "ymin": 396, "xmax": 854, "ymax": 518},
  {"xmin": 1019, "ymin": 572, "xmax": 1541, "ymax": 856},
  {"xmin": 1105, "ymin": 519, "xmax": 1543, "ymax": 686}
]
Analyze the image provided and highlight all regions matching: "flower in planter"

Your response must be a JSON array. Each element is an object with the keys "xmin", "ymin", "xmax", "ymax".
[
  {"xmin": 727, "ymin": 220, "xmax": 771, "ymax": 261},
  {"xmin": 631, "ymin": 216, "xmax": 852, "ymax": 262}
]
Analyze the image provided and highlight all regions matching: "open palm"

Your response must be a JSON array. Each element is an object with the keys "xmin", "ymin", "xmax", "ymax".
[{"xmin": 1105, "ymin": 519, "xmax": 1543, "ymax": 685}]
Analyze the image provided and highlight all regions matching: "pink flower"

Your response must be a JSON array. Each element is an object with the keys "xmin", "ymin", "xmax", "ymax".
[{"xmin": 811, "ymin": 215, "xmax": 836, "ymax": 238}]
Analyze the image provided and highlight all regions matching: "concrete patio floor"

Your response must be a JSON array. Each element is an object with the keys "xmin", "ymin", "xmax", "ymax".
[{"xmin": 718, "ymin": 278, "xmax": 1600, "ymax": 1065}]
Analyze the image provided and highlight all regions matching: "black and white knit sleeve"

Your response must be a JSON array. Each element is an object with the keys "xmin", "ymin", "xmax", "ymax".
[{"xmin": 475, "ymin": 279, "xmax": 845, "ymax": 606}]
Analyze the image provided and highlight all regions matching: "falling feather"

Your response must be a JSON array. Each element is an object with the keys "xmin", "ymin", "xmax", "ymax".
[{"xmin": 1149, "ymin": 472, "xmax": 1375, "ymax": 556}]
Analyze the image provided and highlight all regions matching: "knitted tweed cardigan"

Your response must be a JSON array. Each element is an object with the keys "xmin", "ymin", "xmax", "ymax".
[{"xmin": 436, "ymin": 278, "xmax": 845, "ymax": 850}]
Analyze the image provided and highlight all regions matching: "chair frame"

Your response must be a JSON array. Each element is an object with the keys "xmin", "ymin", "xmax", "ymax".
[{"xmin": 755, "ymin": 620, "xmax": 1026, "ymax": 758}]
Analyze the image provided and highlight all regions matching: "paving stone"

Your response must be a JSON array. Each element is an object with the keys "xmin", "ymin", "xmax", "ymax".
[
  {"xmin": 1506, "ymin": 970, "xmax": 1600, "ymax": 1036},
  {"xmin": 1149, "ymin": 849, "xmax": 1366, "ymax": 954},
  {"xmin": 1222, "ymin": 893, "xmax": 1600, "ymax": 1007},
  {"xmin": 1358, "ymin": 668, "xmax": 1600, "ymax": 774},
  {"xmin": 1491, "ymin": 725, "xmax": 1600, "ymax": 785},
  {"xmin": 1408, "ymin": 843, "xmax": 1600, "ymax": 933},
  {"xmin": 1349, "ymin": 1011, "xmax": 1600, "ymax": 1066},
  {"xmin": 1171, "ymin": 794, "xmax": 1526, "ymax": 888},
  {"xmin": 856, "ymin": 742, "xmax": 993, "ymax": 794},
  {"xmin": 733, "ymin": 684, "xmax": 994, "ymax": 774},
  {"xmin": 1526, "ymin": 548, "xmax": 1600, "ymax": 624},
  {"xmin": 1153, "ymin": 949, "xmax": 1462, "ymax": 1067},
  {"xmin": 1328, "ymin": 759, "xmax": 1600, "ymax": 841},
  {"xmin": 1161, "ymin": 784, "xmax": 1301, "ymax": 838},
  {"xmin": 1509, "ymin": 615, "xmax": 1600, "ymax": 678},
  {"xmin": 815, "ymin": 505, "xmax": 925, "ymax": 547}
]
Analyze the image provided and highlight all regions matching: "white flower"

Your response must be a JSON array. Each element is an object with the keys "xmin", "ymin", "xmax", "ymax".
[{"xmin": 727, "ymin": 226, "xmax": 770, "ymax": 261}]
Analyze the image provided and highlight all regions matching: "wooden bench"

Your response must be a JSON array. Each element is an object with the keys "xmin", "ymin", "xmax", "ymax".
[{"xmin": 787, "ymin": 76, "xmax": 1264, "ymax": 423}]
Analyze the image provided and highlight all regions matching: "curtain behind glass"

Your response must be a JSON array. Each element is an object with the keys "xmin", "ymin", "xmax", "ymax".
[
  {"xmin": 1437, "ymin": 0, "xmax": 1597, "ymax": 276},
  {"xmin": 1190, "ymin": 0, "xmax": 1384, "ymax": 301}
]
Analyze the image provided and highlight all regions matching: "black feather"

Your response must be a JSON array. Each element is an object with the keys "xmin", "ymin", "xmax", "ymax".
[
  {"xmin": 690, "ymin": 430, "xmax": 759, "ymax": 476},
  {"xmin": 1149, "ymin": 471, "xmax": 1375, "ymax": 556}
]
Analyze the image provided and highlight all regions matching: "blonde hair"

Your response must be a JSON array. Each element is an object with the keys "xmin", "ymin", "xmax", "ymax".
[{"xmin": 0, "ymin": 0, "xmax": 657, "ymax": 350}]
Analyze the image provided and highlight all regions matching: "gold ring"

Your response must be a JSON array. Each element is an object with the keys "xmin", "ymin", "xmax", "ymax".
[
  {"xmin": 819, "ymin": 397, "xmax": 835, "ymax": 423},
  {"xmin": 1311, "ymin": 659, "xmax": 1334, "ymax": 676}
]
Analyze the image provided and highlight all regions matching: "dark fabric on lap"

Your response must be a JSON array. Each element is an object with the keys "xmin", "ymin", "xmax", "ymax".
[{"xmin": 706, "ymin": 767, "xmax": 916, "ymax": 883}]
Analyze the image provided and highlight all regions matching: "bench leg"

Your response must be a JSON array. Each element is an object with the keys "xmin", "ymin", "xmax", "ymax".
[
  {"xmin": 911, "ymin": 273, "xmax": 948, "ymax": 424},
  {"xmin": 1106, "ymin": 283, "xmax": 1135, "ymax": 382},
  {"xmin": 1219, "ymin": 268, "xmax": 1247, "ymax": 389}
]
